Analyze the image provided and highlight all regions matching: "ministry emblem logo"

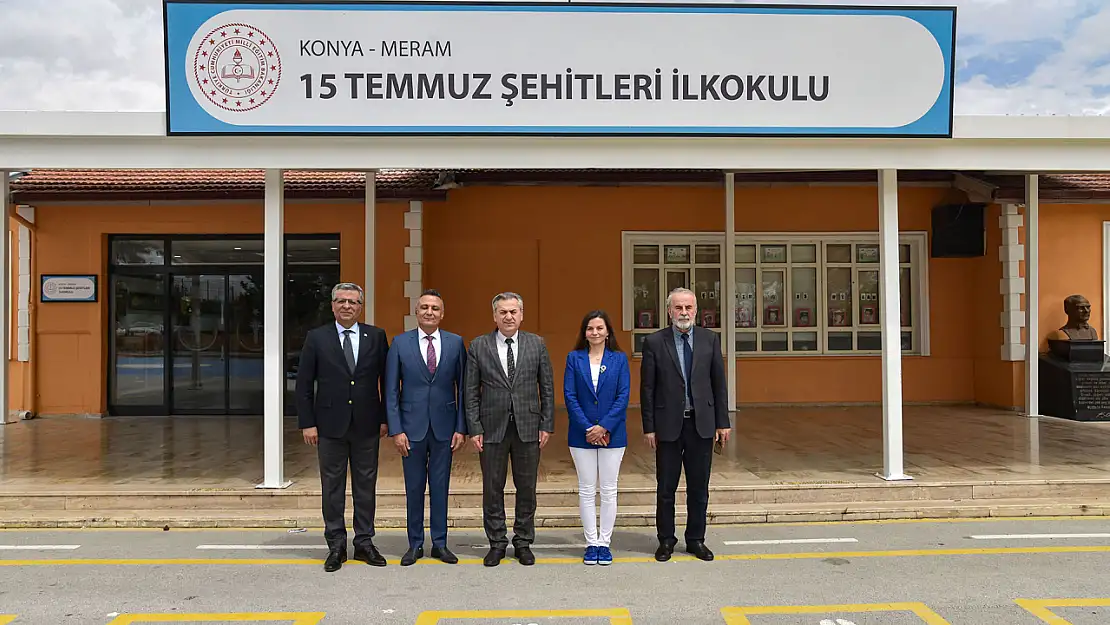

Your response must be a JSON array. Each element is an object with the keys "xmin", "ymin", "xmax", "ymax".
[{"xmin": 191, "ymin": 22, "xmax": 282, "ymax": 111}]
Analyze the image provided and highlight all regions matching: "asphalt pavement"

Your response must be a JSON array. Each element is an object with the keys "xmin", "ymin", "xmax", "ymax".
[{"xmin": 3, "ymin": 516, "xmax": 1110, "ymax": 624}]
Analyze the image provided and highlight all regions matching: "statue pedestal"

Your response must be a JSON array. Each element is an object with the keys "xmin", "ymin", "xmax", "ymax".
[{"xmin": 1039, "ymin": 340, "xmax": 1110, "ymax": 421}]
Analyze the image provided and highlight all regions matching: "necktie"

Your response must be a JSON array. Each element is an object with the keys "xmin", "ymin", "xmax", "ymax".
[
  {"xmin": 342, "ymin": 329, "xmax": 356, "ymax": 373},
  {"xmin": 681, "ymin": 333, "xmax": 693, "ymax": 405},
  {"xmin": 505, "ymin": 337, "xmax": 516, "ymax": 384},
  {"xmin": 425, "ymin": 335, "xmax": 437, "ymax": 374}
]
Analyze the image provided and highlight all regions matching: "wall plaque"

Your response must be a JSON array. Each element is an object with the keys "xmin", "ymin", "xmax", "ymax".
[{"xmin": 41, "ymin": 275, "xmax": 97, "ymax": 303}]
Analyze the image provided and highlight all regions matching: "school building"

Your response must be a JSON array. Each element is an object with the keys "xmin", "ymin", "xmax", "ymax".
[
  {"xmin": 4, "ymin": 166, "xmax": 1110, "ymax": 423},
  {"xmin": 5, "ymin": 4, "xmax": 1110, "ymax": 511}
]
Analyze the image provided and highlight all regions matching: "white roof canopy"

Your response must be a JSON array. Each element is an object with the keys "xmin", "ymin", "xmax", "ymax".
[{"xmin": 1, "ymin": 111, "xmax": 1109, "ymax": 172}]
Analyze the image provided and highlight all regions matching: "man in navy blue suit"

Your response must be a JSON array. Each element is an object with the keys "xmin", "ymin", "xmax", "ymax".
[{"xmin": 385, "ymin": 289, "xmax": 468, "ymax": 565}]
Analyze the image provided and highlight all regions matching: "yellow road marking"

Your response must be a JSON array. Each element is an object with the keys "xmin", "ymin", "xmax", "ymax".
[
  {"xmin": 104, "ymin": 614, "xmax": 325, "ymax": 625},
  {"xmin": 415, "ymin": 608, "xmax": 632, "ymax": 624},
  {"xmin": 0, "ymin": 616, "xmax": 17, "ymax": 624},
  {"xmin": 1014, "ymin": 598, "xmax": 1110, "ymax": 624},
  {"xmin": 3, "ymin": 544, "xmax": 1110, "ymax": 566},
  {"xmin": 721, "ymin": 602, "xmax": 950, "ymax": 625}
]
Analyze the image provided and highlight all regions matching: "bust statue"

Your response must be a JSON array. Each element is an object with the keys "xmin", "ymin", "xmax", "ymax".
[{"xmin": 1048, "ymin": 294, "xmax": 1099, "ymax": 341}]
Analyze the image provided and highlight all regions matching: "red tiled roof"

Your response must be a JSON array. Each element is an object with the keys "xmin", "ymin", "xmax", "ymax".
[
  {"xmin": 8, "ymin": 169, "xmax": 443, "ymax": 201},
  {"xmin": 10, "ymin": 168, "xmax": 1110, "ymax": 203},
  {"xmin": 981, "ymin": 173, "xmax": 1110, "ymax": 202}
]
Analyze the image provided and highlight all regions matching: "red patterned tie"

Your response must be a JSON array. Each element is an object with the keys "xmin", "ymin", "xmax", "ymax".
[{"xmin": 426, "ymin": 335, "xmax": 437, "ymax": 374}]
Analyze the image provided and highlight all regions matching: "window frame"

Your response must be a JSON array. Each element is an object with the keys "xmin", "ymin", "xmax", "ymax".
[{"xmin": 621, "ymin": 230, "xmax": 931, "ymax": 358}]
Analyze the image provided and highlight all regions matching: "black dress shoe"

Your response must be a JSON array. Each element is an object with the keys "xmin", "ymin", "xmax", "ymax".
[
  {"xmin": 400, "ymin": 546, "xmax": 424, "ymax": 566},
  {"xmin": 514, "ymin": 545, "xmax": 536, "ymax": 566},
  {"xmin": 685, "ymin": 541, "xmax": 714, "ymax": 561},
  {"xmin": 654, "ymin": 541, "xmax": 675, "ymax": 562},
  {"xmin": 483, "ymin": 547, "xmax": 505, "ymax": 567},
  {"xmin": 431, "ymin": 546, "xmax": 458, "ymax": 564},
  {"xmin": 352, "ymin": 543, "xmax": 387, "ymax": 567},
  {"xmin": 324, "ymin": 548, "xmax": 347, "ymax": 572}
]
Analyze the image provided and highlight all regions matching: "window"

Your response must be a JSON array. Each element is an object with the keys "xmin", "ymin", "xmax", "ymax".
[
  {"xmin": 622, "ymin": 232, "xmax": 929, "ymax": 356},
  {"xmin": 626, "ymin": 238, "xmax": 725, "ymax": 354}
]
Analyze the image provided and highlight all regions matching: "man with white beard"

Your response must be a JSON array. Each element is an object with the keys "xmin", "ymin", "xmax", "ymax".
[{"xmin": 639, "ymin": 287, "xmax": 732, "ymax": 563}]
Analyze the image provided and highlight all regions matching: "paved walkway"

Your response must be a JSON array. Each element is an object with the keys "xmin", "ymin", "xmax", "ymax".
[{"xmin": 2, "ymin": 405, "xmax": 1109, "ymax": 494}]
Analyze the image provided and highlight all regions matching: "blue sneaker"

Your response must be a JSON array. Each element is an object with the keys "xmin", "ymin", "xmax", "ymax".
[
  {"xmin": 583, "ymin": 545, "xmax": 598, "ymax": 565},
  {"xmin": 597, "ymin": 546, "xmax": 613, "ymax": 566}
]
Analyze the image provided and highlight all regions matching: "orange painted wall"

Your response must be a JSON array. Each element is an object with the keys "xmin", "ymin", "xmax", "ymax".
[
  {"xmin": 423, "ymin": 184, "xmax": 985, "ymax": 407},
  {"xmin": 1036, "ymin": 203, "xmax": 1108, "ymax": 351},
  {"xmin": 22, "ymin": 185, "xmax": 1094, "ymax": 415},
  {"xmin": 969, "ymin": 203, "xmax": 1023, "ymax": 409},
  {"xmin": 13, "ymin": 199, "xmax": 408, "ymax": 416}
]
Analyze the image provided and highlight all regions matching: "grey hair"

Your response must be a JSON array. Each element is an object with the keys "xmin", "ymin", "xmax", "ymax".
[
  {"xmin": 492, "ymin": 291, "xmax": 524, "ymax": 311},
  {"xmin": 331, "ymin": 282, "xmax": 365, "ymax": 303},
  {"xmin": 666, "ymin": 287, "xmax": 697, "ymax": 308}
]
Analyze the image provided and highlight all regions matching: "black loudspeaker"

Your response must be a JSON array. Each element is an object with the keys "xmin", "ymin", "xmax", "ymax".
[{"xmin": 931, "ymin": 202, "xmax": 986, "ymax": 258}]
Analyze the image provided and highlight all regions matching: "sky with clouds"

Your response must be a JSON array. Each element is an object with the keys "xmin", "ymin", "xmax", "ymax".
[{"xmin": 0, "ymin": 0, "xmax": 1107, "ymax": 115}]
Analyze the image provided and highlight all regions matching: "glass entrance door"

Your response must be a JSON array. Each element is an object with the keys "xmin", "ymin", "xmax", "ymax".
[
  {"xmin": 170, "ymin": 273, "xmax": 264, "ymax": 414},
  {"xmin": 107, "ymin": 234, "xmax": 340, "ymax": 416},
  {"xmin": 171, "ymin": 274, "xmax": 228, "ymax": 413}
]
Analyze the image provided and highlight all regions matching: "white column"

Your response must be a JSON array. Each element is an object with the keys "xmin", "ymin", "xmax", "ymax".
[
  {"xmin": 1028, "ymin": 415, "xmax": 1041, "ymax": 471},
  {"xmin": 403, "ymin": 200, "xmax": 424, "ymax": 331},
  {"xmin": 724, "ymin": 172, "xmax": 737, "ymax": 410},
  {"xmin": 364, "ymin": 171, "xmax": 376, "ymax": 325},
  {"xmin": 0, "ymin": 172, "xmax": 10, "ymax": 424},
  {"xmin": 258, "ymin": 169, "xmax": 290, "ymax": 489},
  {"xmin": 877, "ymin": 169, "xmax": 910, "ymax": 481},
  {"xmin": 1024, "ymin": 174, "xmax": 1040, "ymax": 417}
]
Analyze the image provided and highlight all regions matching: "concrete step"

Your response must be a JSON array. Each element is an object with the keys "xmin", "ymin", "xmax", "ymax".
[
  {"xmin": 2, "ymin": 497, "xmax": 1109, "ymax": 528},
  {"xmin": 5, "ymin": 478, "xmax": 1110, "ymax": 512}
]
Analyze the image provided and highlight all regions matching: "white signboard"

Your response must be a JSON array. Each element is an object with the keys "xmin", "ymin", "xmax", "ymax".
[
  {"xmin": 41, "ymin": 275, "xmax": 97, "ymax": 303},
  {"xmin": 164, "ymin": 1, "xmax": 956, "ymax": 136}
]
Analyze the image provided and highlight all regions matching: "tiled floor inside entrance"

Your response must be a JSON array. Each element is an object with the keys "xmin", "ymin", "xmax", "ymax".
[{"xmin": 3, "ymin": 405, "xmax": 1110, "ymax": 493}]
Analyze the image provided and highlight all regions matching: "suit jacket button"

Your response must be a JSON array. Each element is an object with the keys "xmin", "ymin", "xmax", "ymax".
[{"xmin": 348, "ymin": 400, "xmax": 353, "ymax": 404}]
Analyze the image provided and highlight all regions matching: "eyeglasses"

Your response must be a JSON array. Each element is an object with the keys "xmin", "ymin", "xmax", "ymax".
[{"xmin": 333, "ymin": 298, "xmax": 362, "ymax": 306}]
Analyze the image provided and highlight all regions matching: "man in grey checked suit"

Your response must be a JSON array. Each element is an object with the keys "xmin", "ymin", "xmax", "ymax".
[{"xmin": 464, "ymin": 291, "xmax": 555, "ymax": 567}]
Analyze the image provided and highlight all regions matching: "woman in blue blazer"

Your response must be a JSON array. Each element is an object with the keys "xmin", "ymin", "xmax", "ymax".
[{"xmin": 563, "ymin": 309, "xmax": 630, "ymax": 566}]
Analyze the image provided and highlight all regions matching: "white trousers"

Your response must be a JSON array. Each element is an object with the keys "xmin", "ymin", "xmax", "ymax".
[{"xmin": 569, "ymin": 446, "xmax": 626, "ymax": 547}]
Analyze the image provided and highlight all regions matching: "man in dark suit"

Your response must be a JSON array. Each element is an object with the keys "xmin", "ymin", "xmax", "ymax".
[
  {"xmin": 384, "ymin": 289, "xmax": 468, "ymax": 566},
  {"xmin": 464, "ymin": 291, "xmax": 555, "ymax": 567},
  {"xmin": 296, "ymin": 282, "xmax": 389, "ymax": 572},
  {"xmin": 640, "ymin": 287, "xmax": 731, "ymax": 563}
]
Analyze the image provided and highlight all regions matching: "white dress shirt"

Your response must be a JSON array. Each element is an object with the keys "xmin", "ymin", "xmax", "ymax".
[
  {"xmin": 495, "ymin": 330, "xmax": 520, "ymax": 378},
  {"xmin": 336, "ymin": 321, "xmax": 360, "ymax": 364},
  {"xmin": 419, "ymin": 328, "xmax": 441, "ymax": 366}
]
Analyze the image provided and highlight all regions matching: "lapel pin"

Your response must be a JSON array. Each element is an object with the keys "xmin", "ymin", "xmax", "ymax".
[{"xmin": 599, "ymin": 365, "xmax": 606, "ymax": 373}]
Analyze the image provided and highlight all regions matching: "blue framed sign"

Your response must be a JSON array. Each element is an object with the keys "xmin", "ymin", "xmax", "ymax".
[
  {"xmin": 41, "ymin": 275, "xmax": 98, "ymax": 303},
  {"xmin": 163, "ymin": 1, "xmax": 956, "ymax": 137}
]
